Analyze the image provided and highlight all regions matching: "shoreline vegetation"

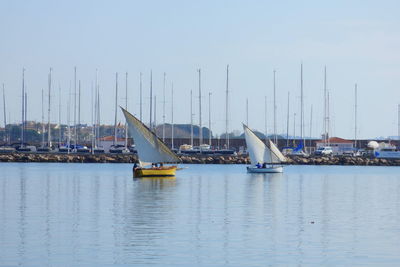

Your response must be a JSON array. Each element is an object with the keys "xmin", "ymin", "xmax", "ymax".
[{"xmin": 0, "ymin": 153, "xmax": 399, "ymax": 166}]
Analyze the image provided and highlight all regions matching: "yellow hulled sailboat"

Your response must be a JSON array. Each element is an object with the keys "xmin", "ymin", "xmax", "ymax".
[{"xmin": 121, "ymin": 107, "xmax": 180, "ymax": 178}]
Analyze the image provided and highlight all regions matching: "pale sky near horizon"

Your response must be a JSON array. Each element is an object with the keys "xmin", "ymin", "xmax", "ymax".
[{"xmin": 1, "ymin": 0, "xmax": 399, "ymax": 139}]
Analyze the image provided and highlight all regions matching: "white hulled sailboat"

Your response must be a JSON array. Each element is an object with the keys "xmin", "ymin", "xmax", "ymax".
[{"xmin": 243, "ymin": 124, "xmax": 286, "ymax": 173}]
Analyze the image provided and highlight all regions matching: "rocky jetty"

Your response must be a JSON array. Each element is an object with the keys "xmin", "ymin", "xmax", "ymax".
[
  {"xmin": 0, "ymin": 153, "xmax": 138, "ymax": 163},
  {"xmin": 1, "ymin": 153, "xmax": 400, "ymax": 166},
  {"xmin": 286, "ymin": 155, "xmax": 400, "ymax": 166}
]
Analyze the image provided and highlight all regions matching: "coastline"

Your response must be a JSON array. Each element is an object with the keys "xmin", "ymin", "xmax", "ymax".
[{"xmin": 0, "ymin": 152, "xmax": 399, "ymax": 166}]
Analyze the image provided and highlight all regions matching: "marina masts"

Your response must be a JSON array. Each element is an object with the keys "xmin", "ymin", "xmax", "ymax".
[{"xmin": 198, "ymin": 69, "xmax": 202, "ymax": 146}]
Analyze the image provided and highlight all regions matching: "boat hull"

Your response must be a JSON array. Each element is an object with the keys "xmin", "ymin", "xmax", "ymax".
[
  {"xmin": 134, "ymin": 166, "xmax": 177, "ymax": 178},
  {"xmin": 247, "ymin": 166, "xmax": 283, "ymax": 173}
]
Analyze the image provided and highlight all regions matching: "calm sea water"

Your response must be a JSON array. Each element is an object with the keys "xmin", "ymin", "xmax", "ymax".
[{"xmin": 1, "ymin": 163, "xmax": 400, "ymax": 266}]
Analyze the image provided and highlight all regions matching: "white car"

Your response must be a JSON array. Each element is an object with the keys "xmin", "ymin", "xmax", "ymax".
[{"xmin": 314, "ymin": 146, "xmax": 333, "ymax": 156}]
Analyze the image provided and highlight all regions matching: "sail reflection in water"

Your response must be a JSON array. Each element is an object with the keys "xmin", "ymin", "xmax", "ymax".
[{"xmin": 1, "ymin": 163, "xmax": 400, "ymax": 266}]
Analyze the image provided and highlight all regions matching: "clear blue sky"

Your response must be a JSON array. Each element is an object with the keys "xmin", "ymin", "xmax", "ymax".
[{"xmin": 1, "ymin": 0, "xmax": 399, "ymax": 139}]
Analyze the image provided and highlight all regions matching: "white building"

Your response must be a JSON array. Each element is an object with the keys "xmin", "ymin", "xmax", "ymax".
[
  {"xmin": 98, "ymin": 136, "xmax": 126, "ymax": 153},
  {"xmin": 316, "ymin": 137, "xmax": 354, "ymax": 155}
]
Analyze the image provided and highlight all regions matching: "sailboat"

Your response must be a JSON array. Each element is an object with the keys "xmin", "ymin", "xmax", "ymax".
[
  {"xmin": 121, "ymin": 107, "xmax": 180, "ymax": 177},
  {"xmin": 243, "ymin": 124, "xmax": 286, "ymax": 173}
]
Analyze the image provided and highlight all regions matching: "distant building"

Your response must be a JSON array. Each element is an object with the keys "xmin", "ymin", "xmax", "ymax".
[
  {"xmin": 98, "ymin": 136, "xmax": 126, "ymax": 152},
  {"xmin": 316, "ymin": 137, "xmax": 354, "ymax": 155}
]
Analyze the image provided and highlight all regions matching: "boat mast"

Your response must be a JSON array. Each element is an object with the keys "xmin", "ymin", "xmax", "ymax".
[
  {"xmin": 41, "ymin": 89, "xmax": 45, "ymax": 148},
  {"xmin": 171, "ymin": 82, "xmax": 174, "ymax": 149},
  {"xmin": 58, "ymin": 84, "xmax": 62, "ymax": 148},
  {"xmin": 198, "ymin": 68, "xmax": 202, "ymax": 146},
  {"xmin": 246, "ymin": 98, "xmax": 249, "ymax": 126},
  {"xmin": 77, "ymin": 80, "xmax": 81, "ymax": 145},
  {"xmin": 154, "ymin": 95, "xmax": 157, "ymax": 131},
  {"xmin": 327, "ymin": 91, "xmax": 330, "ymax": 146},
  {"xmin": 139, "ymin": 72, "xmax": 143, "ymax": 122},
  {"xmin": 2, "ymin": 84, "xmax": 6, "ymax": 143},
  {"xmin": 225, "ymin": 65, "xmax": 229, "ymax": 149},
  {"xmin": 114, "ymin": 72, "xmax": 118, "ymax": 146},
  {"xmin": 25, "ymin": 90, "xmax": 27, "ymax": 143},
  {"xmin": 323, "ymin": 66, "xmax": 327, "ymax": 145},
  {"xmin": 273, "ymin": 69, "xmax": 277, "ymax": 145},
  {"xmin": 125, "ymin": 72, "xmax": 128, "ymax": 149},
  {"xmin": 67, "ymin": 83, "xmax": 71, "ymax": 154},
  {"xmin": 398, "ymin": 104, "xmax": 400, "ymax": 144},
  {"xmin": 21, "ymin": 68, "xmax": 25, "ymax": 148},
  {"xmin": 149, "ymin": 70, "xmax": 152, "ymax": 129},
  {"xmin": 208, "ymin": 92, "xmax": 212, "ymax": 146},
  {"xmin": 300, "ymin": 63, "xmax": 304, "ymax": 149},
  {"xmin": 190, "ymin": 90, "xmax": 193, "ymax": 146},
  {"xmin": 293, "ymin": 112, "xmax": 296, "ymax": 146},
  {"xmin": 309, "ymin": 105, "xmax": 313, "ymax": 153},
  {"xmin": 94, "ymin": 69, "xmax": 98, "ymax": 149},
  {"xmin": 162, "ymin": 72, "xmax": 166, "ymax": 142},
  {"xmin": 286, "ymin": 92, "xmax": 290, "ymax": 146},
  {"xmin": 48, "ymin": 68, "xmax": 52, "ymax": 147},
  {"xmin": 74, "ymin": 66, "xmax": 77, "ymax": 149},
  {"xmin": 91, "ymin": 81, "xmax": 94, "ymax": 153},
  {"xmin": 354, "ymin": 83, "xmax": 358, "ymax": 148},
  {"xmin": 96, "ymin": 84, "xmax": 100, "ymax": 147},
  {"xmin": 264, "ymin": 96, "xmax": 267, "ymax": 143}
]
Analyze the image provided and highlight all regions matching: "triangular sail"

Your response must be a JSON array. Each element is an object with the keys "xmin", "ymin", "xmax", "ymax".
[
  {"xmin": 267, "ymin": 139, "xmax": 287, "ymax": 163},
  {"xmin": 243, "ymin": 124, "xmax": 286, "ymax": 165},
  {"xmin": 121, "ymin": 107, "xmax": 180, "ymax": 164}
]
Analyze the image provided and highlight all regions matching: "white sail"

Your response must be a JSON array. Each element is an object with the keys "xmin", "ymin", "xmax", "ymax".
[
  {"xmin": 243, "ymin": 124, "xmax": 286, "ymax": 165},
  {"xmin": 121, "ymin": 107, "xmax": 180, "ymax": 164},
  {"xmin": 267, "ymin": 139, "xmax": 287, "ymax": 163}
]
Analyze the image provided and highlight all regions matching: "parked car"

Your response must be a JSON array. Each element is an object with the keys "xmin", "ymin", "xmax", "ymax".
[{"xmin": 314, "ymin": 146, "xmax": 333, "ymax": 156}]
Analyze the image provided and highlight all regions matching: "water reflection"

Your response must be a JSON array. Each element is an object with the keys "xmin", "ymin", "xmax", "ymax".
[{"xmin": 1, "ymin": 164, "xmax": 400, "ymax": 266}]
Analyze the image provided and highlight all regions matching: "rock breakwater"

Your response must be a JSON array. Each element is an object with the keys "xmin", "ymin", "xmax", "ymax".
[{"xmin": 0, "ymin": 153, "xmax": 400, "ymax": 166}]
